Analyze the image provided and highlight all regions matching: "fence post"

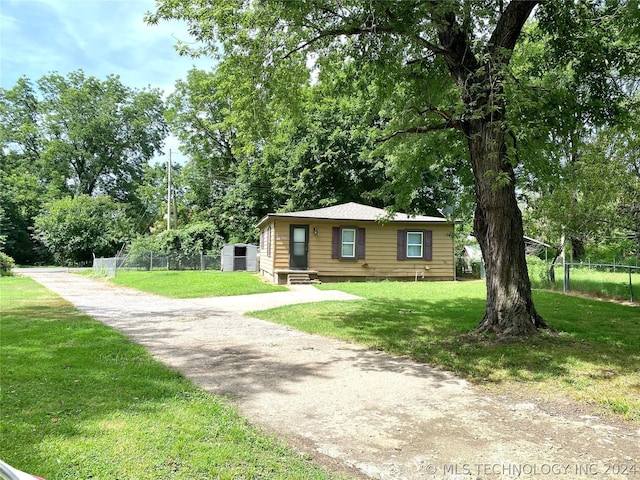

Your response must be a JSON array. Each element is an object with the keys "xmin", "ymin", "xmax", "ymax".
[
  {"xmin": 200, "ymin": 252, "xmax": 205, "ymax": 271},
  {"xmin": 150, "ymin": 251, "xmax": 153, "ymax": 271},
  {"xmin": 564, "ymin": 263, "xmax": 570, "ymax": 293},
  {"xmin": 629, "ymin": 267, "xmax": 634, "ymax": 303}
]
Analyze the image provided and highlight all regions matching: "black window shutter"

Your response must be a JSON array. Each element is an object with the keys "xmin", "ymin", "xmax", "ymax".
[
  {"xmin": 424, "ymin": 230, "xmax": 433, "ymax": 261},
  {"xmin": 397, "ymin": 229, "xmax": 406, "ymax": 260},
  {"xmin": 356, "ymin": 227, "xmax": 366, "ymax": 259},
  {"xmin": 332, "ymin": 227, "xmax": 340, "ymax": 259}
]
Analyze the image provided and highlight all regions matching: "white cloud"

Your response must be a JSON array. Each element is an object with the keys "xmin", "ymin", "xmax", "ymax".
[
  {"xmin": 0, "ymin": 0, "xmax": 213, "ymax": 91},
  {"xmin": 0, "ymin": 0, "xmax": 216, "ymax": 163}
]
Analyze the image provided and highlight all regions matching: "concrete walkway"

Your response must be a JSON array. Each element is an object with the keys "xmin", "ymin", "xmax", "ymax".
[{"xmin": 17, "ymin": 269, "xmax": 640, "ymax": 480}]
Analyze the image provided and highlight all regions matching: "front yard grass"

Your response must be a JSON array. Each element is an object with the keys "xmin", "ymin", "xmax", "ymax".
[
  {"xmin": 103, "ymin": 270, "xmax": 288, "ymax": 298},
  {"xmin": 251, "ymin": 281, "xmax": 640, "ymax": 424},
  {"xmin": 0, "ymin": 276, "xmax": 343, "ymax": 480}
]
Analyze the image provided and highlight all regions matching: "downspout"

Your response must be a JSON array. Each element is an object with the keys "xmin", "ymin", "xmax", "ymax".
[{"xmin": 453, "ymin": 221, "xmax": 457, "ymax": 282}]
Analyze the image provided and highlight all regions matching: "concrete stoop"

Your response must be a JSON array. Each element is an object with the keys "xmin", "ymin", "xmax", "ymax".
[{"xmin": 287, "ymin": 273, "xmax": 312, "ymax": 285}]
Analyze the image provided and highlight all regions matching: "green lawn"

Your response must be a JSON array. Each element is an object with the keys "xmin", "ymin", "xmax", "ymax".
[
  {"xmin": 251, "ymin": 281, "xmax": 640, "ymax": 424},
  {"xmin": 102, "ymin": 270, "xmax": 288, "ymax": 298},
  {"xmin": 0, "ymin": 276, "xmax": 345, "ymax": 480}
]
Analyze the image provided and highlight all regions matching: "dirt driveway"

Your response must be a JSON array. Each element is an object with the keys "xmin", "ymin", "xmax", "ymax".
[{"xmin": 20, "ymin": 270, "xmax": 639, "ymax": 479}]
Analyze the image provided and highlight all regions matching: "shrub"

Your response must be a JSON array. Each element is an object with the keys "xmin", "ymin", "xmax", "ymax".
[
  {"xmin": 34, "ymin": 195, "xmax": 134, "ymax": 265},
  {"xmin": 126, "ymin": 222, "xmax": 225, "ymax": 270},
  {"xmin": 0, "ymin": 252, "xmax": 16, "ymax": 276},
  {"xmin": 527, "ymin": 256, "xmax": 550, "ymax": 288},
  {"xmin": 126, "ymin": 235, "xmax": 160, "ymax": 270},
  {"xmin": 456, "ymin": 257, "xmax": 484, "ymax": 278},
  {"xmin": 584, "ymin": 241, "xmax": 639, "ymax": 265}
]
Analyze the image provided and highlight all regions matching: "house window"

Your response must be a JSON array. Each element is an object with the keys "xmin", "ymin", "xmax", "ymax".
[
  {"xmin": 341, "ymin": 228, "xmax": 356, "ymax": 258},
  {"xmin": 332, "ymin": 226, "xmax": 365, "ymax": 260},
  {"xmin": 268, "ymin": 226, "xmax": 272, "ymax": 257},
  {"xmin": 262, "ymin": 226, "xmax": 272, "ymax": 257},
  {"xmin": 406, "ymin": 232, "xmax": 424, "ymax": 258},
  {"xmin": 397, "ymin": 229, "xmax": 432, "ymax": 261}
]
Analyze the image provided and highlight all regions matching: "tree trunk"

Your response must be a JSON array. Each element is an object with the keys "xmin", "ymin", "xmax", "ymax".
[
  {"xmin": 571, "ymin": 236, "xmax": 585, "ymax": 262},
  {"xmin": 466, "ymin": 120, "xmax": 547, "ymax": 336}
]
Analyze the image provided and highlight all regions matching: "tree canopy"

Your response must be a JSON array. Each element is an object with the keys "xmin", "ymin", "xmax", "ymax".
[
  {"xmin": 0, "ymin": 70, "xmax": 168, "ymax": 263},
  {"xmin": 1, "ymin": 70, "xmax": 168, "ymax": 200},
  {"xmin": 149, "ymin": 0, "xmax": 640, "ymax": 336}
]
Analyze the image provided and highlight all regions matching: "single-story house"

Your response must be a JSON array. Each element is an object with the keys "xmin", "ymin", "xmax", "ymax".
[{"xmin": 256, "ymin": 202, "xmax": 456, "ymax": 284}]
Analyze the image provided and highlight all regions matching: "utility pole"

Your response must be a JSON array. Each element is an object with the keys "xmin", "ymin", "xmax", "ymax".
[{"xmin": 167, "ymin": 149, "xmax": 172, "ymax": 230}]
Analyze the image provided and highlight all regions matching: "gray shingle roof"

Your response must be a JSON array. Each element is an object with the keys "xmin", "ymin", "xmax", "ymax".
[{"xmin": 258, "ymin": 202, "xmax": 449, "ymax": 225}]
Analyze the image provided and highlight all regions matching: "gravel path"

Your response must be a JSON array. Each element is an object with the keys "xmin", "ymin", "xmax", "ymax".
[{"xmin": 19, "ymin": 269, "xmax": 639, "ymax": 480}]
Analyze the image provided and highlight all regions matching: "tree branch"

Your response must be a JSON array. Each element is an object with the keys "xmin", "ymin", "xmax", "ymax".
[
  {"xmin": 376, "ymin": 121, "xmax": 462, "ymax": 143},
  {"xmin": 410, "ymin": 34, "xmax": 447, "ymax": 55},
  {"xmin": 413, "ymin": 107, "xmax": 454, "ymax": 122},
  {"xmin": 488, "ymin": 0, "xmax": 539, "ymax": 54},
  {"xmin": 283, "ymin": 25, "xmax": 446, "ymax": 60},
  {"xmin": 434, "ymin": 10, "xmax": 480, "ymax": 85}
]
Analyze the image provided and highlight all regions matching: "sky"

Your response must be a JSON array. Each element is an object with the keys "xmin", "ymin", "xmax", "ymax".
[{"xmin": 0, "ymin": 0, "xmax": 214, "ymax": 160}]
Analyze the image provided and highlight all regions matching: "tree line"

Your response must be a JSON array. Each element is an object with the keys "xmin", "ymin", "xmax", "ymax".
[{"xmin": 2, "ymin": 1, "xmax": 639, "ymax": 336}]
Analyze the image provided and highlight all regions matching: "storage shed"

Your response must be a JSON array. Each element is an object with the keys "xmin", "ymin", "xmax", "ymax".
[{"xmin": 221, "ymin": 243, "xmax": 258, "ymax": 272}]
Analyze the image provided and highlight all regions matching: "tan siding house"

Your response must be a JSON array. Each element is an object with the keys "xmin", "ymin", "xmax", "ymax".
[{"xmin": 257, "ymin": 202, "xmax": 456, "ymax": 285}]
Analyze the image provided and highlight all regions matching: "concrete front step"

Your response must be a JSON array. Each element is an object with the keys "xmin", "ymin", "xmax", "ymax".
[{"xmin": 288, "ymin": 273, "xmax": 312, "ymax": 285}]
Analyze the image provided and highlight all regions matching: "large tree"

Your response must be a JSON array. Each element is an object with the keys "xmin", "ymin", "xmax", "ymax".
[
  {"xmin": 168, "ymin": 65, "xmax": 471, "ymax": 244},
  {"xmin": 1, "ymin": 71, "xmax": 168, "ymax": 201},
  {"xmin": 149, "ymin": 1, "xmax": 639, "ymax": 336},
  {"xmin": 524, "ymin": 118, "xmax": 640, "ymax": 261},
  {"xmin": 507, "ymin": 16, "xmax": 639, "ymax": 263},
  {"xmin": 0, "ymin": 71, "xmax": 168, "ymax": 262}
]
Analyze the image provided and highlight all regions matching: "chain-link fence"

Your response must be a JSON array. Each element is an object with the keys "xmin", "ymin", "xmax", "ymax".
[
  {"xmin": 93, "ymin": 252, "xmax": 222, "ymax": 277},
  {"xmin": 558, "ymin": 262, "xmax": 639, "ymax": 303},
  {"xmin": 529, "ymin": 259, "xmax": 640, "ymax": 303},
  {"xmin": 457, "ymin": 255, "xmax": 639, "ymax": 303}
]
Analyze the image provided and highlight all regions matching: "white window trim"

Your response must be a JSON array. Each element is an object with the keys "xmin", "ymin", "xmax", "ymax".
[
  {"xmin": 341, "ymin": 228, "xmax": 356, "ymax": 258},
  {"xmin": 406, "ymin": 231, "xmax": 424, "ymax": 258}
]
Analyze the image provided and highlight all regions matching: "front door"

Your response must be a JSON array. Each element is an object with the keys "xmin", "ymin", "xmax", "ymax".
[{"xmin": 289, "ymin": 225, "xmax": 308, "ymax": 269}]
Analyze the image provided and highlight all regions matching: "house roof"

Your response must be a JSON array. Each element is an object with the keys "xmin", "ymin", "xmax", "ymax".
[
  {"xmin": 460, "ymin": 245, "xmax": 483, "ymax": 261},
  {"xmin": 257, "ymin": 202, "xmax": 450, "ymax": 227}
]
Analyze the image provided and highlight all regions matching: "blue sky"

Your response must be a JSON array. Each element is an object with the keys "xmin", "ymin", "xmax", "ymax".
[{"xmin": 0, "ymin": 0, "xmax": 213, "ymax": 158}]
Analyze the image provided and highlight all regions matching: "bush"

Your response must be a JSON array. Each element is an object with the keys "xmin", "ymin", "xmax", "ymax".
[
  {"xmin": 584, "ymin": 240, "xmax": 639, "ymax": 265},
  {"xmin": 126, "ymin": 235, "xmax": 160, "ymax": 270},
  {"xmin": 34, "ymin": 195, "xmax": 134, "ymax": 265},
  {"xmin": 126, "ymin": 222, "xmax": 225, "ymax": 270},
  {"xmin": 456, "ymin": 257, "xmax": 484, "ymax": 278},
  {"xmin": 527, "ymin": 256, "xmax": 551, "ymax": 288},
  {"xmin": 0, "ymin": 252, "xmax": 16, "ymax": 276}
]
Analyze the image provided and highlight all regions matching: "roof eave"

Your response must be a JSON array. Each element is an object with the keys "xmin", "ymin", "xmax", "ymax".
[{"xmin": 256, "ymin": 213, "xmax": 453, "ymax": 226}]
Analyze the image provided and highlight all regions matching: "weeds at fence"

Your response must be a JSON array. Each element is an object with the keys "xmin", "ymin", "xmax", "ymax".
[{"xmin": 528, "ymin": 258, "xmax": 639, "ymax": 303}]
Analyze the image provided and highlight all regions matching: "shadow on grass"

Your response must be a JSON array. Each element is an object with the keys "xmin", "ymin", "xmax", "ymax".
[
  {"xmin": 260, "ymin": 290, "xmax": 640, "ymax": 392},
  {"xmin": 1, "ymin": 294, "xmax": 340, "ymax": 479}
]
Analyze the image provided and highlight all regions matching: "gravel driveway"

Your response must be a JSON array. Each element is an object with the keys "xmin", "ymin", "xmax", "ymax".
[{"xmin": 20, "ymin": 269, "xmax": 639, "ymax": 479}]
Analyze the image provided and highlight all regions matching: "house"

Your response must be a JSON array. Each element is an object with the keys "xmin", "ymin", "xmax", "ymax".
[{"xmin": 256, "ymin": 202, "xmax": 456, "ymax": 284}]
